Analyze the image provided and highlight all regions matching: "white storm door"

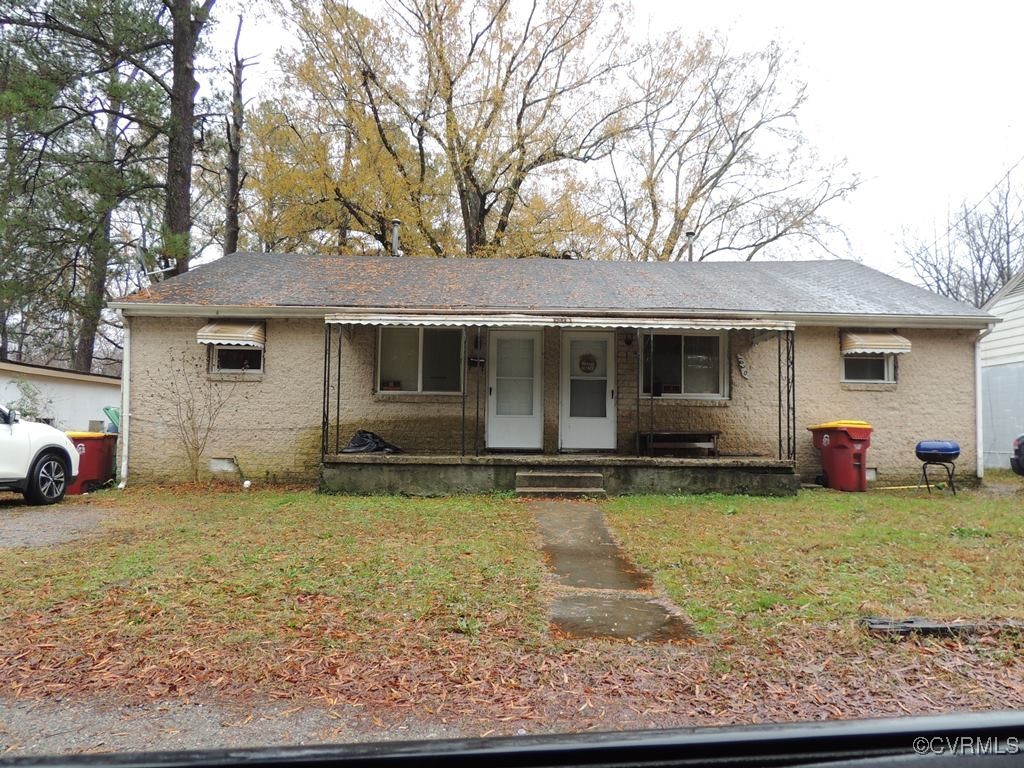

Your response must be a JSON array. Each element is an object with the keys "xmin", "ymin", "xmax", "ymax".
[
  {"xmin": 560, "ymin": 331, "xmax": 616, "ymax": 450},
  {"xmin": 487, "ymin": 330, "xmax": 543, "ymax": 450}
]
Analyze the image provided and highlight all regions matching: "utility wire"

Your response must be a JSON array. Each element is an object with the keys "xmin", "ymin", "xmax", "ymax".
[{"xmin": 919, "ymin": 151, "xmax": 1024, "ymax": 253}]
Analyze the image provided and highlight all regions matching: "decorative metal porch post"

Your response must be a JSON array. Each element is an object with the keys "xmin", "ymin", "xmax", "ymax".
[
  {"xmin": 334, "ymin": 325, "xmax": 342, "ymax": 454},
  {"xmin": 787, "ymin": 328, "xmax": 797, "ymax": 461},
  {"xmin": 648, "ymin": 332, "xmax": 655, "ymax": 456},
  {"xmin": 635, "ymin": 328, "xmax": 641, "ymax": 457},
  {"xmin": 461, "ymin": 327, "xmax": 467, "ymax": 457},
  {"xmin": 777, "ymin": 331, "xmax": 783, "ymax": 461},
  {"xmin": 321, "ymin": 323, "xmax": 330, "ymax": 458}
]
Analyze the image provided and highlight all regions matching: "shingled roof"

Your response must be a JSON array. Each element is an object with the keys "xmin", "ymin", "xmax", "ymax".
[{"xmin": 112, "ymin": 253, "xmax": 992, "ymax": 325}]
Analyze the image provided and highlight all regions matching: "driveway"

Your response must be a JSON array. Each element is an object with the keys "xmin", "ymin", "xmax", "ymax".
[{"xmin": 0, "ymin": 494, "xmax": 109, "ymax": 547}]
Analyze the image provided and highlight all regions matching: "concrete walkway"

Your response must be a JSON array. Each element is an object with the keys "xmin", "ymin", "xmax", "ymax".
[{"xmin": 529, "ymin": 500, "xmax": 694, "ymax": 642}]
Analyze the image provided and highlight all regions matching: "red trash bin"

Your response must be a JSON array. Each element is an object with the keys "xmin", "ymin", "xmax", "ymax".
[
  {"xmin": 807, "ymin": 421, "xmax": 873, "ymax": 492},
  {"xmin": 65, "ymin": 432, "xmax": 118, "ymax": 495}
]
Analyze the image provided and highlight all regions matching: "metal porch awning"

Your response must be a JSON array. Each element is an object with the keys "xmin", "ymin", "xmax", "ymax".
[
  {"xmin": 319, "ymin": 311, "xmax": 799, "ymax": 464},
  {"xmin": 323, "ymin": 312, "xmax": 794, "ymax": 331},
  {"xmin": 196, "ymin": 320, "xmax": 266, "ymax": 348},
  {"xmin": 840, "ymin": 331, "xmax": 911, "ymax": 355}
]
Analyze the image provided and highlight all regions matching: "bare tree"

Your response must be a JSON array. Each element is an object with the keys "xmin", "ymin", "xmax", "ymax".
[
  {"xmin": 280, "ymin": 0, "xmax": 638, "ymax": 257},
  {"xmin": 603, "ymin": 34, "xmax": 856, "ymax": 262},
  {"xmin": 271, "ymin": 4, "xmax": 854, "ymax": 261},
  {"xmin": 149, "ymin": 350, "xmax": 237, "ymax": 482},
  {"xmin": 223, "ymin": 14, "xmax": 255, "ymax": 257},
  {"xmin": 905, "ymin": 176, "xmax": 1024, "ymax": 307}
]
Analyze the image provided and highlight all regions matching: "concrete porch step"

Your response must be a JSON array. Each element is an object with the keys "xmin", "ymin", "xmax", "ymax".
[
  {"xmin": 515, "ymin": 487, "xmax": 608, "ymax": 499},
  {"xmin": 515, "ymin": 470, "xmax": 605, "ymax": 489}
]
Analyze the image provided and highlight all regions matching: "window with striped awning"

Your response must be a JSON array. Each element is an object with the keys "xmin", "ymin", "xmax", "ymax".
[
  {"xmin": 196, "ymin": 321, "xmax": 266, "ymax": 348},
  {"xmin": 840, "ymin": 331, "xmax": 911, "ymax": 355}
]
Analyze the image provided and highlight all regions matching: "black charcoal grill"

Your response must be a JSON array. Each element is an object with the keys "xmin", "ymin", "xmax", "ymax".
[{"xmin": 916, "ymin": 440, "xmax": 960, "ymax": 495}]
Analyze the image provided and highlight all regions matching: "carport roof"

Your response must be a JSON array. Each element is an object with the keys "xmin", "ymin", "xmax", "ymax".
[{"xmin": 111, "ymin": 253, "xmax": 994, "ymax": 327}]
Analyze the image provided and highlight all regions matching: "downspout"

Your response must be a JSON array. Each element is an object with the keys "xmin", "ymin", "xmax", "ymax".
[
  {"xmin": 117, "ymin": 312, "xmax": 131, "ymax": 489},
  {"xmin": 975, "ymin": 324, "xmax": 994, "ymax": 480}
]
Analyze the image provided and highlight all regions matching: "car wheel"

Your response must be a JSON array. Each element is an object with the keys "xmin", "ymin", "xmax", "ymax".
[{"xmin": 25, "ymin": 452, "xmax": 68, "ymax": 505}]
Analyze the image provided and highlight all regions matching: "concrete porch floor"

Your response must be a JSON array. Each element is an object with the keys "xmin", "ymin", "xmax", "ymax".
[
  {"xmin": 321, "ymin": 452, "xmax": 798, "ymax": 496},
  {"xmin": 322, "ymin": 452, "xmax": 794, "ymax": 469}
]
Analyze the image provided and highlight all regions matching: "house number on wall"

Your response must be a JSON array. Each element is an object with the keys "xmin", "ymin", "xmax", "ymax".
[{"xmin": 578, "ymin": 353, "xmax": 597, "ymax": 374}]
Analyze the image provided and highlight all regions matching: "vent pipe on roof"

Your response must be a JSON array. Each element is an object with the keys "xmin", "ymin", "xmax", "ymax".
[
  {"xmin": 685, "ymin": 230, "xmax": 696, "ymax": 261},
  {"xmin": 390, "ymin": 218, "xmax": 402, "ymax": 257}
]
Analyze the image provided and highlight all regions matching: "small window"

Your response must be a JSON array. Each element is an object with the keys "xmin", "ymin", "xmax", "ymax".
[
  {"xmin": 642, "ymin": 332, "xmax": 727, "ymax": 398},
  {"xmin": 212, "ymin": 346, "xmax": 263, "ymax": 373},
  {"xmin": 378, "ymin": 327, "xmax": 463, "ymax": 393},
  {"xmin": 842, "ymin": 354, "xmax": 894, "ymax": 383}
]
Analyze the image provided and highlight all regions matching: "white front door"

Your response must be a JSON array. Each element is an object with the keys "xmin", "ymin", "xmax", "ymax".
[
  {"xmin": 487, "ymin": 330, "xmax": 543, "ymax": 450},
  {"xmin": 560, "ymin": 331, "xmax": 616, "ymax": 450}
]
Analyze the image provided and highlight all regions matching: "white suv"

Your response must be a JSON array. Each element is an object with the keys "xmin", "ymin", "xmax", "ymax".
[{"xmin": 0, "ymin": 405, "xmax": 80, "ymax": 504}]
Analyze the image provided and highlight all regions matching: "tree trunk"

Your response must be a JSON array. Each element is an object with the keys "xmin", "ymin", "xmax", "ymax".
[
  {"xmin": 70, "ymin": 77, "xmax": 121, "ymax": 372},
  {"xmin": 164, "ymin": 0, "xmax": 216, "ymax": 275},
  {"xmin": 15, "ymin": 316, "xmax": 26, "ymax": 361},
  {"xmin": 336, "ymin": 130, "xmax": 352, "ymax": 254},
  {"xmin": 0, "ymin": 311, "xmax": 8, "ymax": 361},
  {"xmin": 460, "ymin": 188, "xmax": 487, "ymax": 255},
  {"xmin": 223, "ymin": 15, "xmax": 245, "ymax": 257},
  {"xmin": 70, "ymin": 229, "xmax": 110, "ymax": 372}
]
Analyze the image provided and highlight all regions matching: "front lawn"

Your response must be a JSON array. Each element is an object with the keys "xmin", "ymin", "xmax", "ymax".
[
  {"xmin": 604, "ymin": 489, "xmax": 1024, "ymax": 634},
  {"xmin": 1, "ymin": 483, "xmax": 1022, "ymax": 730},
  {"xmin": 0, "ymin": 490, "xmax": 546, "ymax": 702}
]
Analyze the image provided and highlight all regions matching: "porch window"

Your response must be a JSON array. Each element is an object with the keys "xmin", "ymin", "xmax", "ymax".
[
  {"xmin": 641, "ymin": 332, "xmax": 727, "ymax": 398},
  {"xmin": 842, "ymin": 354, "xmax": 895, "ymax": 383},
  {"xmin": 378, "ymin": 327, "xmax": 463, "ymax": 393}
]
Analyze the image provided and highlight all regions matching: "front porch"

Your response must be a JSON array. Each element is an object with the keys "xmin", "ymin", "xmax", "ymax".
[
  {"xmin": 319, "ymin": 312, "xmax": 799, "ymax": 495},
  {"xmin": 321, "ymin": 452, "xmax": 799, "ymax": 496}
]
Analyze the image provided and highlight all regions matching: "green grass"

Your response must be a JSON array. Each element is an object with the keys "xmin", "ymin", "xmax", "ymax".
[
  {"xmin": 603, "ymin": 488, "xmax": 1024, "ymax": 634},
  {"xmin": 2, "ymin": 484, "xmax": 1024, "ymax": 717},
  {"xmin": 0, "ymin": 489, "xmax": 546, "ymax": 666}
]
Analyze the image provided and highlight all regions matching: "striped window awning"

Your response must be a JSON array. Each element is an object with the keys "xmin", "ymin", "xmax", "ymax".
[
  {"xmin": 196, "ymin": 321, "xmax": 266, "ymax": 348},
  {"xmin": 841, "ymin": 331, "xmax": 911, "ymax": 355}
]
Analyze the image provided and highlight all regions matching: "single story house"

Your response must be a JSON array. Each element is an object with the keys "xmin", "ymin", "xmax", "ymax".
[
  {"xmin": 980, "ymin": 269, "xmax": 1024, "ymax": 468},
  {"xmin": 0, "ymin": 360, "xmax": 121, "ymax": 431},
  {"xmin": 110, "ymin": 254, "xmax": 994, "ymax": 495}
]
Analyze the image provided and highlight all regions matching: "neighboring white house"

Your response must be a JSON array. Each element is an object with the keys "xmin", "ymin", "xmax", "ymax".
[
  {"xmin": 0, "ymin": 360, "xmax": 121, "ymax": 431},
  {"xmin": 980, "ymin": 270, "xmax": 1024, "ymax": 468}
]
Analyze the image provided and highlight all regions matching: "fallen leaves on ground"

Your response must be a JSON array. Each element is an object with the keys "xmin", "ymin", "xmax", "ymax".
[
  {"xmin": 1, "ymin": 486, "xmax": 1023, "ymax": 733},
  {"xmin": 3, "ymin": 604, "xmax": 1022, "ymax": 731}
]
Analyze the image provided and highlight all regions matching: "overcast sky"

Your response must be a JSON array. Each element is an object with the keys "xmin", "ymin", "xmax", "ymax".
[
  {"xmin": 209, "ymin": 0, "xmax": 1023, "ymax": 278},
  {"xmin": 637, "ymin": 0, "xmax": 1023, "ymax": 278}
]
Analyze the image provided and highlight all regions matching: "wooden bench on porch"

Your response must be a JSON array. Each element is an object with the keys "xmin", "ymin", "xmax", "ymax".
[{"xmin": 641, "ymin": 430, "xmax": 721, "ymax": 458}]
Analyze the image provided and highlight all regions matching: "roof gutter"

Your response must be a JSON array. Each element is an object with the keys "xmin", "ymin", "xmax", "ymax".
[
  {"xmin": 0, "ymin": 361, "xmax": 120, "ymax": 385},
  {"xmin": 117, "ymin": 312, "xmax": 131, "ymax": 490},
  {"xmin": 108, "ymin": 302, "xmax": 997, "ymax": 330},
  {"xmin": 975, "ymin": 323, "xmax": 996, "ymax": 480}
]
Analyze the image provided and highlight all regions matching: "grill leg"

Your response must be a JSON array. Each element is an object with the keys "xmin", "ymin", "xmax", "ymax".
[{"xmin": 920, "ymin": 461, "xmax": 956, "ymax": 495}]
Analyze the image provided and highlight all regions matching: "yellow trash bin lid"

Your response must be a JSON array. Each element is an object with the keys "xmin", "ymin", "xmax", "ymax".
[
  {"xmin": 807, "ymin": 420, "xmax": 872, "ymax": 431},
  {"xmin": 65, "ymin": 431, "xmax": 111, "ymax": 439}
]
